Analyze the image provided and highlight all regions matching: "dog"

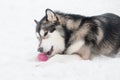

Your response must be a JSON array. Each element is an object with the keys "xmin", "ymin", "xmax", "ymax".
[{"xmin": 35, "ymin": 9, "xmax": 120, "ymax": 59}]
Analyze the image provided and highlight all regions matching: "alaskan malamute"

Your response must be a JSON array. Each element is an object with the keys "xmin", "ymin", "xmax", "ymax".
[{"xmin": 35, "ymin": 9, "xmax": 120, "ymax": 59}]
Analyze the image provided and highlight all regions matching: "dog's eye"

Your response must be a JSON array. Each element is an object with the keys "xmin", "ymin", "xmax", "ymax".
[{"xmin": 44, "ymin": 31, "xmax": 48, "ymax": 36}]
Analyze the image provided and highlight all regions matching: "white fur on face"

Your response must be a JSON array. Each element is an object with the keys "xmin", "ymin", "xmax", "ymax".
[
  {"xmin": 36, "ymin": 32, "xmax": 40, "ymax": 39},
  {"xmin": 65, "ymin": 40, "xmax": 85, "ymax": 54},
  {"xmin": 40, "ymin": 29, "xmax": 44, "ymax": 37},
  {"xmin": 40, "ymin": 30, "xmax": 65, "ymax": 56},
  {"xmin": 36, "ymin": 32, "xmax": 42, "ymax": 43}
]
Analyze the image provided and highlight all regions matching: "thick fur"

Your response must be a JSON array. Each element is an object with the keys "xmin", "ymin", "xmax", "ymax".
[{"xmin": 35, "ymin": 9, "xmax": 120, "ymax": 59}]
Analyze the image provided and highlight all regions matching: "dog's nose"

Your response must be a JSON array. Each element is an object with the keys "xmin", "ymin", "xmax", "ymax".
[{"xmin": 37, "ymin": 47, "xmax": 43, "ymax": 52}]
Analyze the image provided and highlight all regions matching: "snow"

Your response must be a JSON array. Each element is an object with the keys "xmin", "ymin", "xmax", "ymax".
[{"xmin": 0, "ymin": 0, "xmax": 120, "ymax": 80}]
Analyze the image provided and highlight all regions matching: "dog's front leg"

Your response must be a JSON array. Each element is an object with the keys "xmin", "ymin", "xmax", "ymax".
[
  {"xmin": 65, "ymin": 41, "xmax": 91, "ymax": 60},
  {"xmin": 76, "ymin": 45, "xmax": 91, "ymax": 60}
]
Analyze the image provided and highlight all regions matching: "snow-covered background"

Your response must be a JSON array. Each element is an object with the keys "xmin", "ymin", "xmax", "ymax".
[{"xmin": 0, "ymin": 0, "xmax": 120, "ymax": 80}]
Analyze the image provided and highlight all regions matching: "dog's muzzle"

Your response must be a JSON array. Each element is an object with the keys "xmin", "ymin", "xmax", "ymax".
[{"xmin": 38, "ymin": 46, "xmax": 53, "ymax": 56}]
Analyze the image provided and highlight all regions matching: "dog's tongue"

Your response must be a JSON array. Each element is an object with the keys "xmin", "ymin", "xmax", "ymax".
[{"xmin": 37, "ymin": 52, "xmax": 48, "ymax": 62}]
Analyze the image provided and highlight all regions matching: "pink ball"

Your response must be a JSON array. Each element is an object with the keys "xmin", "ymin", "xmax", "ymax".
[{"xmin": 37, "ymin": 53, "xmax": 48, "ymax": 62}]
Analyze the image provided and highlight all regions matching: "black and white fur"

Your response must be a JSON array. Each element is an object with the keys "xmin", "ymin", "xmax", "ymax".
[{"xmin": 35, "ymin": 9, "xmax": 120, "ymax": 59}]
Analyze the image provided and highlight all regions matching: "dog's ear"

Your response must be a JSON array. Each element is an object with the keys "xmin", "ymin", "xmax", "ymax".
[
  {"xmin": 45, "ymin": 9, "xmax": 57, "ymax": 22},
  {"xmin": 34, "ymin": 19, "xmax": 38, "ymax": 24}
]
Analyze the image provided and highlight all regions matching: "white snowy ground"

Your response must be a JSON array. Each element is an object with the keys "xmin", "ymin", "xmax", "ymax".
[{"xmin": 0, "ymin": 0, "xmax": 120, "ymax": 80}]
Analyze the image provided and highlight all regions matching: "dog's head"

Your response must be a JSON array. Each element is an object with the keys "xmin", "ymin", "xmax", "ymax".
[{"xmin": 35, "ymin": 9, "xmax": 65, "ymax": 57}]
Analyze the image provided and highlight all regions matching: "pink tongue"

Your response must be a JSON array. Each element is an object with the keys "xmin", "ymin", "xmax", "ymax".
[{"xmin": 37, "ymin": 52, "xmax": 48, "ymax": 62}]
